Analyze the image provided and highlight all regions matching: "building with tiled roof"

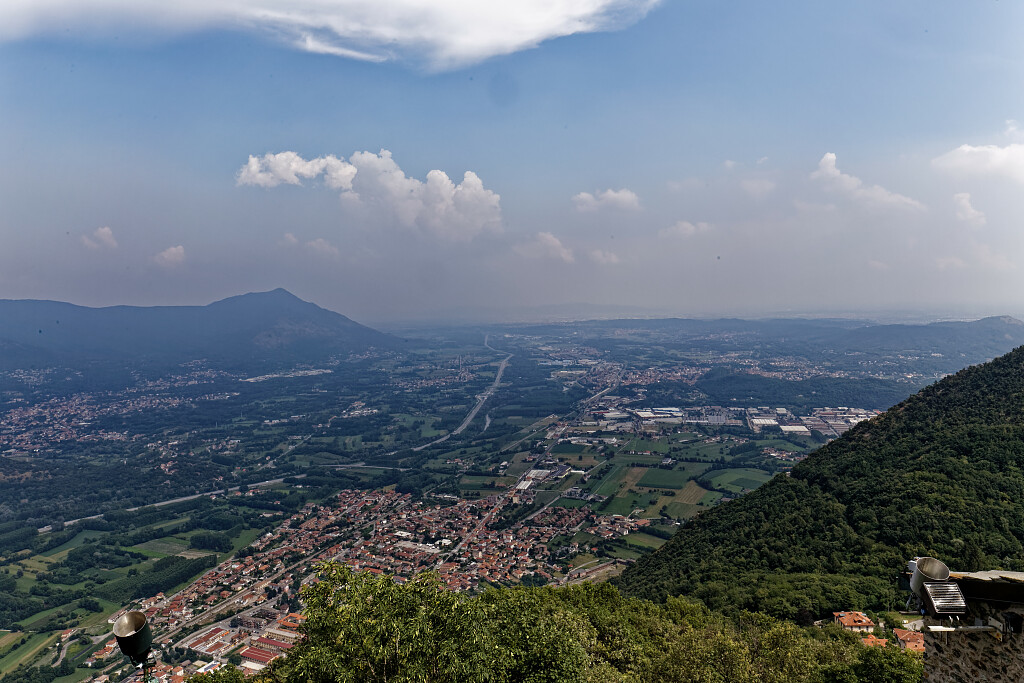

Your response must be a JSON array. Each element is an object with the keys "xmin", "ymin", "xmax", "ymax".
[
  {"xmin": 861, "ymin": 634, "xmax": 888, "ymax": 648},
  {"xmin": 892, "ymin": 628, "xmax": 925, "ymax": 653},
  {"xmin": 833, "ymin": 611, "xmax": 875, "ymax": 632}
]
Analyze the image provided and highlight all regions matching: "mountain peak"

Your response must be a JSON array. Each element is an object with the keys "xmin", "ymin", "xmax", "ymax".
[{"xmin": 0, "ymin": 290, "xmax": 397, "ymax": 367}]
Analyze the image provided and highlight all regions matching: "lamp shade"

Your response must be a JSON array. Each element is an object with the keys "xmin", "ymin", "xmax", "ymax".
[{"xmin": 113, "ymin": 611, "xmax": 152, "ymax": 665}]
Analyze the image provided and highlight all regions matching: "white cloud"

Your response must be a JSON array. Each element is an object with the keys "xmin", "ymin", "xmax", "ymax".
[
  {"xmin": 810, "ymin": 153, "xmax": 924, "ymax": 210},
  {"xmin": 0, "ymin": 1, "xmax": 661, "ymax": 69},
  {"xmin": 515, "ymin": 232, "xmax": 574, "ymax": 263},
  {"xmin": 81, "ymin": 226, "xmax": 117, "ymax": 249},
  {"xmin": 589, "ymin": 249, "xmax": 620, "ymax": 265},
  {"xmin": 953, "ymin": 192, "xmax": 986, "ymax": 229},
  {"xmin": 306, "ymin": 237, "xmax": 340, "ymax": 257},
  {"xmin": 154, "ymin": 245, "xmax": 185, "ymax": 268},
  {"xmin": 572, "ymin": 188, "xmax": 640, "ymax": 212},
  {"xmin": 932, "ymin": 143, "xmax": 1024, "ymax": 184},
  {"xmin": 659, "ymin": 220, "xmax": 711, "ymax": 238},
  {"xmin": 239, "ymin": 150, "xmax": 501, "ymax": 241},
  {"xmin": 281, "ymin": 232, "xmax": 299, "ymax": 245},
  {"xmin": 238, "ymin": 152, "xmax": 356, "ymax": 190},
  {"xmin": 740, "ymin": 178, "xmax": 775, "ymax": 200},
  {"xmin": 723, "ymin": 160, "xmax": 737, "ymax": 170}
]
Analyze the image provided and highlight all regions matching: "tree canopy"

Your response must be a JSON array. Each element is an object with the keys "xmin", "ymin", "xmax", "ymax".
[{"xmin": 190, "ymin": 563, "xmax": 920, "ymax": 683}]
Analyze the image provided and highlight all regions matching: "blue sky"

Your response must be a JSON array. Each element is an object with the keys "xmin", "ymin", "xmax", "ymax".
[{"xmin": 2, "ymin": 1, "xmax": 1024, "ymax": 322}]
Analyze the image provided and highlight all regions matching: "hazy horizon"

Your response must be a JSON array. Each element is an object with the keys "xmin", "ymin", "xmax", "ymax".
[
  {"xmin": 3, "ymin": 2, "xmax": 1024, "ymax": 323},
  {"xmin": 3, "ymin": 287, "xmax": 1019, "ymax": 329}
]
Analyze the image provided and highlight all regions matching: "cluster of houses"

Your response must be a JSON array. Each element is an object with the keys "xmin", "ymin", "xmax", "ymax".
[
  {"xmin": 831, "ymin": 611, "xmax": 924, "ymax": 652},
  {"xmin": 180, "ymin": 611, "xmax": 306, "ymax": 675}
]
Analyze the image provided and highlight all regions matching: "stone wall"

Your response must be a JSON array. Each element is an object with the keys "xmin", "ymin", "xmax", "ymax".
[{"xmin": 924, "ymin": 609, "xmax": 1024, "ymax": 682}]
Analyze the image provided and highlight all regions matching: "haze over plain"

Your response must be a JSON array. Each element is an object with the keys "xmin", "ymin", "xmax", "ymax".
[{"xmin": 2, "ymin": 1, "xmax": 1023, "ymax": 323}]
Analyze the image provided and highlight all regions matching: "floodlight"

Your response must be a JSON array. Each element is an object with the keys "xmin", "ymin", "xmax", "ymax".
[{"xmin": 113, "ymin": 611, "xmax": 153, "ymax": 667}]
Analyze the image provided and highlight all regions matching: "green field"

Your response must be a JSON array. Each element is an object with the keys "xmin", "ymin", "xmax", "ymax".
[
  {"xmin": 53, "ymin": 667, "xmax": 95, "ymax": 683},
  {"xmin": 624, "ymin": 438, "xmax": 671, "ymax": 454},
  {"xmin": 591, "ymin": 465, "xmax": 629, "ymax": 497},
  {"xmin": 701, "ymin": 491, "xmax": 724, "ymax": 505},
  {"xmin": 669, "ymin": 432, "xmax": 701, "ymax": 443},
  {"xmin": 677, "ymin": 480, "xmax": 708, "ymax": 504},
  {"xmin": 624, "ymin": 532, "xmax": 667, "ymax": 549},
  {"xmin": 0, "ymin": 632, "xmax": 59, "ymax": 672},
  {"xmin": 661, "ymin": 502, "xmax": 701, "ymax": 518},
  {"xmin": 637, "ymin": 469, "xmax": 690, "ymax": 489},
  {"xmin": 553, "ymin": 497, "xmax": 589, "ymax": 508},
  {"xmin": 133, "ymin": 537, "xmax": 189, "ymax": 555},
  {"xmin": 708, "ymin": 468, "xmax": 773, "ymax": 493},
  {"xmin": 601, "ymin": 490, "xmax": 658, "ymax": 516},
  {"xmin": 39, "ymin": 530, "xmax": 109, "ymax": 558}
]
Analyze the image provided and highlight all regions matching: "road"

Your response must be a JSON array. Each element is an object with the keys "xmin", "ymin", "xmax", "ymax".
[
  {"xmin": 413, "ymin": 335, "xmax": 512, "ymax": 451},
  {"xmin": 46, "ymin": 475, "xmax": 305, "ymax": 532},
  {"xmin": 453, "ymin": 352, "xmax": 511, "ymax": 435}
]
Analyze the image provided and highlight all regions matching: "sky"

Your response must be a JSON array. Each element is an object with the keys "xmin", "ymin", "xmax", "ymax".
[{"xmin": 2, "ymin": 1, "xmax": 1024, "ymax": 324}]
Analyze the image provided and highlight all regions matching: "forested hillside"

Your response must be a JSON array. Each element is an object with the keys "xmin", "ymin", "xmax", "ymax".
[{"xmin": 616, "ymin": 344, "xmax": 1024, "ymax": 618}]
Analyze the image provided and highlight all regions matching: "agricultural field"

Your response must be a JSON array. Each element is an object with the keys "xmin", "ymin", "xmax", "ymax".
[
  {"xmin": 623, "ymin": 532, "xmax": 667, "ymax": 550},
  {"xmin": 637, "ymin": 468, "xmax": 691, "ymax": 489},
  {"xmin": 707, "ymin": 468, "xmax": 774, "ymax": 493}
]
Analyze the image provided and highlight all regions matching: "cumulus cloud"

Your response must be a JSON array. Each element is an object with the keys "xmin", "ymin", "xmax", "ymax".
[
  {"xmin": 306, "ymin": 237, "xmax": 340, "ymax": 257},
  {"xmin": 0, "ymin": 1, "xmax": 661, "ymax": 69},
  {"xmin": 81, "ymin": 226, "xmax": 117, "ymax": 249},
  {"xmin": 238, "ymin": 152, "xmax": 356, "ymax": 190},
  {"xmin": 932, "ymin": 143, "xmax": 1024, "ymax": 184},
  {"xmin": 515, "ymin": 232, "xmax": 574, "ymax": 263},
  {"xmin": 239, "ymin": 150, "xmax": 501, "ymax": 241},
  {"xmin": 659, "ymin": 220, "xmax": 711, "ymax": 238},
  {"xmin": 811, "ymin": 153, "xmax": 924, "ymax": 210},
  {"xmin": 281, "ymin": 232, "xmax": 299, "ymax": 245},
  {"xmin": 572, "ymin": 188, "xmax": 640, "ymax": 212},
  {"xmin": 740, "ymin": 178, "xmax": 775, "ymax": 200},
  {"xmin": 154, "ymin": 245, "xmax": 185, "ymax": 268},
  {"xmin": 589, "ymin": 249, "xmax": 620, "ymax": 265},
  {"xmin": 953, "ymin": 193, "xmax": 986, "ymax": 229}
]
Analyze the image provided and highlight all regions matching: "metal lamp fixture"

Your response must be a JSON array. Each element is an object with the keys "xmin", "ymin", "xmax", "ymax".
[{"xmin": 113, "ymin": 611, "xmax": 154, "ymax": 668}]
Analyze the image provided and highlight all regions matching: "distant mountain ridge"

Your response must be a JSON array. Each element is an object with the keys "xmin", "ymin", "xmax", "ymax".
[
  {"xmin": 0, "ymin": 288, "xmax": 397, "ymax": 368},
  {"xmin": 615, "ymin": 342, "xmax": 1024, "ymax": 619}
]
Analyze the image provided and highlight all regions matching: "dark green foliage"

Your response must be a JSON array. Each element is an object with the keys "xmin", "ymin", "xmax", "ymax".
[
  {"xmin": 193, "ymin": 563, "xmax": 920, "ymax": 683},
  {"xmin": 0, "ymin": 660, "xmax": 75, "ymax": 683},
  {"xmin": 618, "ymin": 344, "xmax": 1024, "ymax": 617},
  {"xmin": 96, "ymin": 554, "xmax": 216, "ymax": 603},
  {"xmin": 189, "ymin": 531, "xmax": 233, "ymax": 552}
]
